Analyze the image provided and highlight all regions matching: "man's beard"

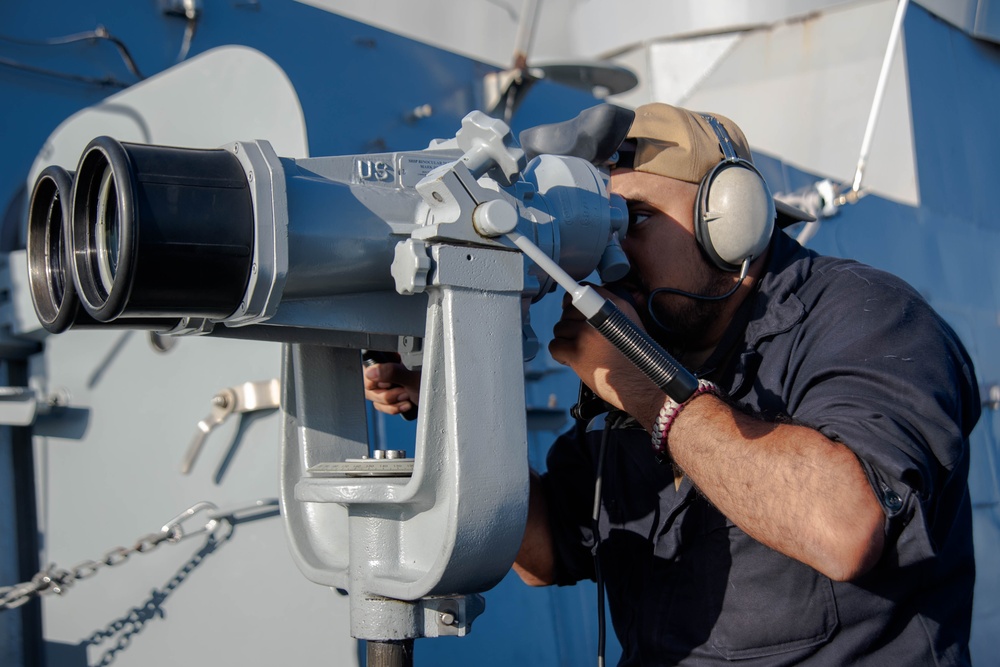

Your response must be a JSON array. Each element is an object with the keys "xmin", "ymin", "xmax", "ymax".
[{"xmin": 644, "ymin": 270, "xmax": 734, "ymax": 353}]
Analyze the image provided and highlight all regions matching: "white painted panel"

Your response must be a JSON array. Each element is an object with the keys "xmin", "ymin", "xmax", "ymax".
[
  {"xmin": 294, "ymin": 0, "xmax": 860, "ymax": 64},
  {"xmin": 567, "ymin": 0, "xmax": 859, "ymax": 57},
  {"xmin": 294, "ymin": 0, "xmax": 529, "ymax": 66},
  {"xmin": 678, "ymin": 0, "xmax": 918, "ymax": 205}
]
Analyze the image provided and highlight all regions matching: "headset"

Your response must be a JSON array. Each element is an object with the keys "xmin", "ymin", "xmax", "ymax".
[{"xmin": 694, "ymin": 113, "xmax": 775, "ymax": 274}]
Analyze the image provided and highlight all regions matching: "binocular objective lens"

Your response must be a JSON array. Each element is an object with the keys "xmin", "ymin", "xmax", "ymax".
[
  {"xmin": 28, "ymin": 165, "xmax": 86, "ymax": 333},
  {"xmin": 95, "ymin": 165, "xmax": 120, "ymax": 295}
]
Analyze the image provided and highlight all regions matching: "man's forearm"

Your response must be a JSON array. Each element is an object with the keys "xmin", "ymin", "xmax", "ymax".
[
  {"xmin": 513, "ymin": 470, "xmax": 557, "ymax": 586},
  {"xmin": 659, "ymin": 394, "xmax": 886, "ymax": 581}
]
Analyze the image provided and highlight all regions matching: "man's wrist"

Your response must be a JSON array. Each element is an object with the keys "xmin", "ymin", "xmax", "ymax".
[{"xmin": 651, "ymin": 379, "xmax": 721, "ymax": 464}]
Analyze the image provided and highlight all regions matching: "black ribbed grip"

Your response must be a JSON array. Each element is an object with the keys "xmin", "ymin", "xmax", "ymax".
[{"xmin": 588, "ymin": 301, "xmax": 698, "ymax": 403}]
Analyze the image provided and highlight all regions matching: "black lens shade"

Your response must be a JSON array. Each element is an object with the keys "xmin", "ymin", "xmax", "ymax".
[{"xmin": 71, "ymin": 137, "xmax": 255, "ymax": 322}]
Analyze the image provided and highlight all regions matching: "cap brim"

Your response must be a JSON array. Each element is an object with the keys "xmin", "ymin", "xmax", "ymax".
[{"xmin": 775, "ymin": 198, "xmax": 816, "ymax": 228}]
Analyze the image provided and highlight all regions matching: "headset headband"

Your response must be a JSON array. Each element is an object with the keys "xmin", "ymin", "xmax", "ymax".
[{"xmin": 699, "ymin": 113, "xmax": 740, "ymax": 164}]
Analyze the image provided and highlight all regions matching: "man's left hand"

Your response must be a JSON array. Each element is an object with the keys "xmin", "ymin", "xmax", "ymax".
[{"xmin": 548, "ymin": 286, "xmax": 664, "ymax": 429}]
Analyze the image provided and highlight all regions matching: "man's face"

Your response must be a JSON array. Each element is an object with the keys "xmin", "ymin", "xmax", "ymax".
[{"xmin": 610, "ymin": 168, "xmax": 733, "ymax": 350}]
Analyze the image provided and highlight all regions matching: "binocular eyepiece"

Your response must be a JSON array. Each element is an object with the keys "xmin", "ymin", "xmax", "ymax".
[{"xmin": 28, "ymin": 137, "xmax": 258, "ymax": 333}]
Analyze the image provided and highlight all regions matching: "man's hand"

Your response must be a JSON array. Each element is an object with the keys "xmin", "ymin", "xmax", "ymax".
[
  {"xmin": 363, "ymin": 358, "xmax": 421, "ymax": 416},
  {"xmin": 548, "ymin": 287, "xmax": 663, "ymax": 429}
]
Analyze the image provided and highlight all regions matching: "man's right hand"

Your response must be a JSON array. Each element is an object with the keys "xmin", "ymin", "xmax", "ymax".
[{"xmin": 363, "ymin": 360, "xmax": 421, "ymax": 416}]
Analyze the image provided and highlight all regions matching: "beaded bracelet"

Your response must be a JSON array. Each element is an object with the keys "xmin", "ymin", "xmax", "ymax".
[{"xmin": 651, "ymin": 379, "xmax": 720, "ymax": 462}]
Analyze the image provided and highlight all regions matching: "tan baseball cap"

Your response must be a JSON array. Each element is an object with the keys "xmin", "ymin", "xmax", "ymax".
[{"xmin": 618, "ymin": 102, "xmax": 814, "ymax": 226}]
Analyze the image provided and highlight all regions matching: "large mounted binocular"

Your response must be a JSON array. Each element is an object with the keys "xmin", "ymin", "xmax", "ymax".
[
  {"xmin": 27, "ymin": 107, "xmax": 634, "ymax": 351},
  {"xmin": 25, "ymin": 106, "xmax": 707, "ymax": 637}
]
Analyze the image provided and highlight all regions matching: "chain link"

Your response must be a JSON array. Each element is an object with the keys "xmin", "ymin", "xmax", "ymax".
[{"xmin": 0, "ymin": 498, "xmax": 277, "ymax": 612}]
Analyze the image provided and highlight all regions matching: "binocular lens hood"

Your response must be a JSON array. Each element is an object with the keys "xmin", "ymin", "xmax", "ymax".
[{"xmin": 71, "ymin": 136, "xmax": 255, "ymax": 322}]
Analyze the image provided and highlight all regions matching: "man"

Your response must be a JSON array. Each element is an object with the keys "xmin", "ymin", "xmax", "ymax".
[{"xmin": 366, "ymin": 103, "xmax": 980, "ymax": 665}]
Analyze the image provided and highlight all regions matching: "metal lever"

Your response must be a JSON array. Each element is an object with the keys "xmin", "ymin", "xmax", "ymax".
[{"xmin": 181, "ymin": 379, "xmax": 281, "ymax": 475}]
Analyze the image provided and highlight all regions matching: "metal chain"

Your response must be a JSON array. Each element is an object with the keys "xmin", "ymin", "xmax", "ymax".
[
  {"xmin": 85, "ymin": 522, "xmax": 234, "ymax": 666},
  {"xmin": 0, "ymin": 498, "xmax": 278, "ymax": 612}
]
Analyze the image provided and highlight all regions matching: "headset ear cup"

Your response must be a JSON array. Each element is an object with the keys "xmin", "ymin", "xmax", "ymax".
[{"xmin": 695, "ymin": 162, "xmax": 775, "ymax": 272}]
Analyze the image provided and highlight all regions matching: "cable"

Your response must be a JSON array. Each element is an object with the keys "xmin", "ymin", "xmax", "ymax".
[
  {"xmin": 0, "ymin": 26, "xmax": 146, "ymax": 80},
  {"xmin": 176, "ymin": 18, "xmax": 198, "ymax": 63},
  {"xmin": 0, "ymin": 56, "xmax": 129, "ymax": 88},
  {"xmin": 165, "ymin": 1, "xmax": 202, "ymax": 64},
  {"xmin": 648, "ymin": 257, "xmax": 749, "ymax": 303},
  {"xmin": 644, "ymin": 258, "xmax": 748, "ymax": 333},
  {"xmin": 592, "ymin": 412, "xmax": 626, "ymax": 667},
  {"xmin": 850, "ymin": 0, "xmax": 909, "ymax": 194},
  {"xmin": 592, "ymin": 415, "xmax": 611, "ymax": 667}
]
